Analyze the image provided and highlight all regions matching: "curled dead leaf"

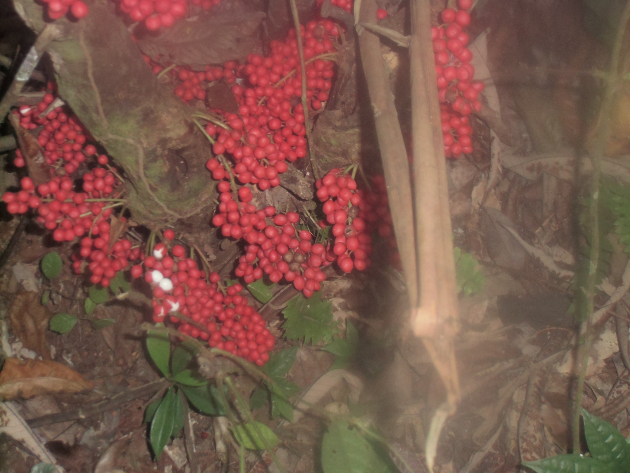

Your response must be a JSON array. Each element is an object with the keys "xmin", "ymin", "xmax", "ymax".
[
  {"xmin": 9, "ymin": 292, "xmax": 51, "ymax": 359},
  {"xmin": 0, "ymin": 358, "xmax": 93, "ymax": 400}
]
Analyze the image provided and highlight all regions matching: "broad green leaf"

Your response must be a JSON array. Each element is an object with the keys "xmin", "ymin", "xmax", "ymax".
[
  {"xmin": 49, "ymin": 313, "xmax": 78, "ymax": 334},
  {"xmin": 41, "ymin": 252, "xmax": 62, "ymax": 279},
  {"xmin": 250, "ymin": 386, "xmax": 269, "ymax": 410},
  {"xmin": 171, "ymin": 341, "xmax": 197, "ymax": 375},
  {"xmin": 144, "ymin": 399, "xmax": 161, "ymax": 424},
  {"xmin": 147, "ymin": 330, "xmax": 171, "ymax": 378},
  {"xmin": 321, "ymin": 421, "xmax": 397, "ymax": 473},
  {"xmin": 282, "ymin": 291, "xmax": 334, "ymax": 345},
  {"xmin": 247, "ymin": 279, "xmax": 274, "ymax": 303},
  {"xmin": 582, "ymin": 409, "xmax": 630, "ymax": 469},
  {"xmin": 231, "ymin": 422, "xmax": 279, "ymax": 450},
  {"xmin": 225, "ymin": 279, "xmax": 239, "ymax": 287},
  {"xmin": 270, "ymin": 381, "xmax": 297, "ymax": 422},
  {"xmin": 262, "ymin": 347, "xmax": 297, "ymax": 379},
  {"xmin": 41, "ymin": 290, "xmax": 50, "ymax": 306},
  {"xmin": 323, "ymin": 321, "xmax": 359, "ymax": 370},
  {"xmin": 30, "ymin": 464, "xmax": 56, "ymax": 473},
  {"xmin": 88, "ymin": 285, "xmax": 109, "ymax": 304},
  {"xmin": 181, "ymin": 385, "xmax": 226, "ymax": 416},
  {"xmin": 109, "ymin": 271, "xmax": 131, "ymax": 295},
  {"xmin": 171, "ymin": 390, "xmax": 186, "ymax": 437},
  {"xmin": 90, "ymin": 318, "xmax": 116, "ymax": 330},
  {"xmin": 172, "ymin": 369, "xmax": 208, "ymax": 387},
  {"xmin": 455, "ymin": 247, "xmax": 484, "ymax": 296},
  {"xmin": 84, "ymin": 297, "xmax": 97, "ymax": 315},
  {"xmin": 150, "ymin": 387, "xmax": 176, "ymax": 459},
  {"xmin": 523, "ymin": 455, "xmax": 612, "ymax": 473}
]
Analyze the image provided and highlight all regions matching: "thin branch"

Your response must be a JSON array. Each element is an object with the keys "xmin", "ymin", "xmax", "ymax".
[
  {"xmin": 0, "ymin": 24, "xmax": 61, "ymax": 121},
  {"xmin": 572, "ymin": 0, "xmax": 630, "ymax": 454}
]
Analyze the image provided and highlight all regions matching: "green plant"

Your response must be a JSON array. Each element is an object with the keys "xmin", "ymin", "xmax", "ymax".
[
  {"xmin": 322, "ymin": 320, "xmax": 359, "ymax": 370},
  {"xmin": 454, "ymin": 247, "xmax": 484, "ymax": 296},
  {"xmin": 523, "ymin": 409, "xmax": 630, "ymax": 473},
  {"xmin": 282, "ymin": 291, "xmax": 336, "ymax": 344},
  {"xmin": 250, "ymin": 347, "xmax": 300, "ymax": 421}
]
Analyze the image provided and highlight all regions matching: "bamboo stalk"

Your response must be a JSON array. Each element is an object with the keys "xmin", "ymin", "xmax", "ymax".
[
  {"xmin": 409, "ymin": 0, "xmax": 460, "ymax": 470},
  {"xmin": 357, "ymin": 0, "xmax": 418, "ymax": 308}
]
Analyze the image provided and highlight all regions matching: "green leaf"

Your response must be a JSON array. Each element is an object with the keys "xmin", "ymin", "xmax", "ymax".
[
  {"xmin": 582, "ymin": 409, "xmax": 630, "ymax": 470},
  {"xmin": 282, "ymin": 291, "xmax": 334, "ymax": 345},
  {"xmin": 231, "ymin": 422, "xmax": 279, "ymax": 450},
  {"xmin": 523, "ymin": 455, "xmax": 612, "ymax": 473},
  {"xmin": 84, "ymin": 297, "xmax": 97, "ymax": 315},
  {"xmin": 41, "ymin": 252, "xmax": 62, "ymax": 279},
  {"xmin": 90, "ymin": 318, "xmax": 115, "ymax": 330},
  {"xmin": 323, "ymin": 321, "xmax": 359, "ymax": 370},
  {"xmin": 88, "ymin": 285, "xmax": 109, "ymax": 304},
  {"xmin": 49, "ymin": 313, "xmax": 78, "ymax": 334},
  {"xmin": 250, "ymin": 386, "xmax": 269, "ymax": 410},
  {"xmin": 262, "ymin": 347, "xmax": 297, "ymax": 379},
  {"xmin": 172, "ymin": 369, "xmax": 208, "ymax": 387},
  {"xmin": 171, "ymin": 341, "xmax": 197, "ymax": 375},
  {"xmin": 181, "ymin": 384, "xmax": 226, "ymax": 416},
  {"xmin": 109, "ymin": 271, "xmax": 131, "ymax": 295},
  {"xmin": 144, "ymin": 399, "xmax": 161, "ymax": 424},
  {"xmin": 171, "ymin": 390, "xmax": 186, "ymax": 438},
  {"xmin": 321, "ymin": 421, "xmax": 397, "ymax": 473},
  {"xmin": 454, "ymin": 247, "xmax": 484, "ymax": 296},
  {"xmin": 247, "ymin": 279, "xmax": 274, "ymax": 303},
  {"xmin": 30, "ymin": 464, "xmax": 57, "ymax": 473},
  {"xmin": 41, "ymin": 290, "xmax": 50, "ymax": 306},
  {"xmin": 270, "ymin": 380, "xmax": 298, "ymax": 422},
  {"xmin": 225, "ymin": 279, "xmax": 239, "ymax": 287},
  {"xmin": 150, "ymin": 387, "xmax": 176, "ymax": 459},
  {"xmin": 147, "ymin": 330, "xmax": 171, "ymax": 378}
]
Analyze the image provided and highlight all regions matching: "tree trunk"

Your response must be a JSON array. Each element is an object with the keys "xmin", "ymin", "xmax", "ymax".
[{"xmin": 13, "ymin": 0, "xmax": 216, "ymax": 226}]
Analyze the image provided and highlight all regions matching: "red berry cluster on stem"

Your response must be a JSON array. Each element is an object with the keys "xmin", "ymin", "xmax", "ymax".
[
  {"xmin": 132, "ymin": 239, "xmax": 276, "ymax": 366},
  {"xmin": 199, "ymin": 20, "xmax": 337, "ymax": 190},
  {"xmin": 316, "ymin": 169, "xmax": 372, "ymax": 273},
  {"xmin": 433, "ymin": 0, "xmax": 484, "ymax": 158},
  {"xmin": 211, "ymin": 182, "xmax": 330, "ymax": 298}
]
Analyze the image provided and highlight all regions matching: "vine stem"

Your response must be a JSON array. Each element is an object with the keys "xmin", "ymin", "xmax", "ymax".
[
  {"xmin": 572, "ymin": 0, "xmax": 630, "ymax": 454},
  {"xmin": 288, "ymin": 0, "xmax": 311, "ymax": 148},
  {"xmin": 224, "ymin": 376, "xmax": 287, "ymax": 473}
]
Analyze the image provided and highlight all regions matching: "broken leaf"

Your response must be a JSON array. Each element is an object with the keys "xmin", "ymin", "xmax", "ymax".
[
  {"xmin": 0, "ymin": 358, "xmax": 93, "ymax": 400},
  {"xmin": 480, "ymin": 207, "xmax": 527, "ymax": 271},
  {"xmin": 9, "ymin": 292, "xmax": 51, "ymax": 359}
]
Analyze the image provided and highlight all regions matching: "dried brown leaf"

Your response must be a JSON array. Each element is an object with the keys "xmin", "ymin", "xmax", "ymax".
[
  {"xmin": 9, "ymin": 292, "xmax": 51, "ymax": 359},
  {"xmin": 136, "ymin": 11, "xmax": 266, "ymax": 68},
  {"xmin": 0, "ymin": 358, "xmax": 93, "ymax": 400},
  {"xmin": 480, "ymin": 207, "xmax": 526, "ymax": 271}
]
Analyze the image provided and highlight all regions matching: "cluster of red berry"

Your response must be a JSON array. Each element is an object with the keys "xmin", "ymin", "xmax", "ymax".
[
  {"xmin": 117, "ymin": 0, "xmax": 188, "ymax": 30},
  {"xmin": 159, "ymin": 61, "xmax": 238, "ymax": 102},
  {"xmin": 357, "ymin": 174, "xmax": 399, "ymax": 268},
  {"xmin": 40, "ymin": 0, "xmax": 88, "ymax": 20},
  {"xmin": 75, "ymin": 234, "xmax": 142, "ymax": 286},
  {"xmin": 116, "ymin": 0, "xmax": 223, "ymax": 31},
  {"xmin": 211, "ymin": 182, "xmax": 329, "ymax": 298},
  {"xmin": 132, "ymin": 238, "xmax": 275, "ymax": 365},
  {"xmin": 16, "ymin": 93, "xmax": 92, "ymax": 176},
  {"xmin": 433, "ymin": 0, "xmax": 483, "ymax": 158},
  {"xmin": 195, "ymin": 21, "xmax": 337, "ymax": 190},
  {"xmin": 315, "ymin": 169, "xmax": 372, "ymax": 273}
]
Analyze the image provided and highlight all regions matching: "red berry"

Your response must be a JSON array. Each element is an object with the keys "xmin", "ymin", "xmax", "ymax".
[{"xmin": 71, "ymin": 1, "xmax": 89, "ymax": 18}]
